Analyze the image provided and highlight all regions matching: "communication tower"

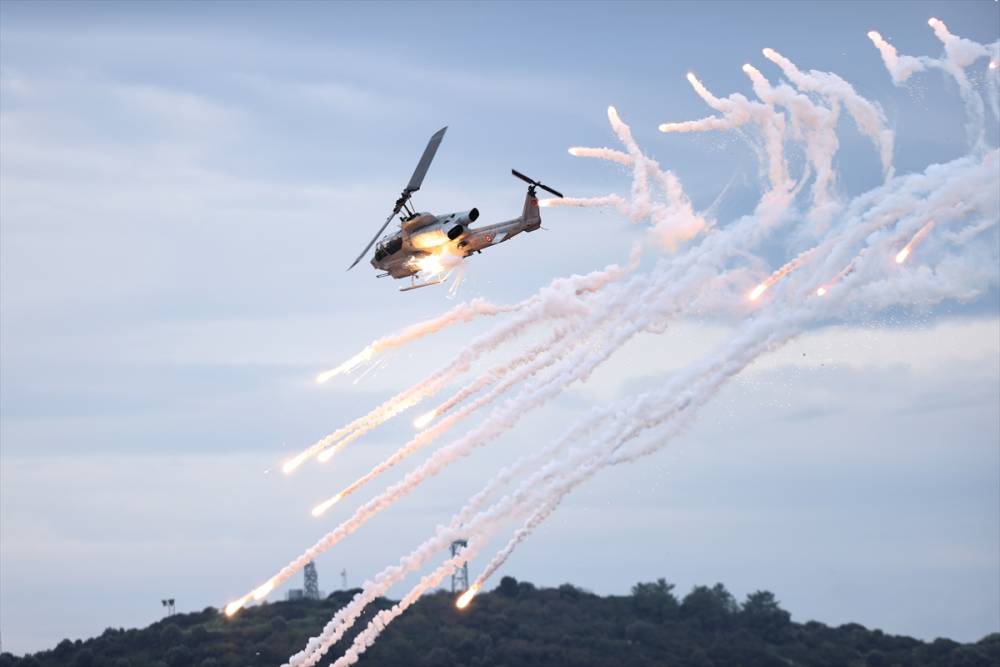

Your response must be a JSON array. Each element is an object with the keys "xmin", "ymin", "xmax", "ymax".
[{"xmin": 304, "ymin": 562, "xmax": 320, "ymax": 600}]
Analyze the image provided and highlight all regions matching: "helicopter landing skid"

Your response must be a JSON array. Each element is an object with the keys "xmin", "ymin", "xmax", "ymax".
[{"xmin": 399, "ymin": 277, "xmax": 444, "ymax": 292}]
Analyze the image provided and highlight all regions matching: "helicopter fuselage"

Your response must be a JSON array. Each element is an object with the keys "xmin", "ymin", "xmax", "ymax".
[{"xmin": 371, "ymin": 191, "xmax": 543, "ymax": 279}]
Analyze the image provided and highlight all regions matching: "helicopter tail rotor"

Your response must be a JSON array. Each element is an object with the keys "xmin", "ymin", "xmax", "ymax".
[{"xmin": 511, "ymin": 169, "xmax": 564, "ymax": 198}]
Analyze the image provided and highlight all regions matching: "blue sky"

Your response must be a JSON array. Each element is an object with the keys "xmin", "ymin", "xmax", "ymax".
[{"xmin": 1, "ymin": 0, "xmax": 998, "ymax": 656}]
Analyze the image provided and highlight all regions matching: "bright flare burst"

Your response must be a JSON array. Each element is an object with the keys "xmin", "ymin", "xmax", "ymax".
[
  {"xmin": 896, "ymin": 220, "xmax": 937, "ymax": 265},
  {"xmin": 317, "ymin": 346, "xmax": 375, "ymax": 384},
  {"xmin": 748, "ymin": 283, "xmax": 768, "ymax": 301},
  {"xmin": 224, "ymin": 595, "xmax": 251, "ymax": 617},
  {"xmin": 413, "ymin": 410, "xmax": 437, "ymax": 430},
  {"xmin": 282, "ymin": 453, "xmax": 310, "ymax": 475},
  {"xmin": 317, "ymin": 445, "xmax": 339, "ymax": 463},
  {"xmin": 455, "ymin": 584, "xmax": 480, "ymax": 610},
  {"xmin": 312, "ymin": 493, "xmax": 344, "ymax": 518},
  {"xmin": 252, "ymin": 580, "xmax": 276, "ymax": 601},
  {"xmin": 816, "ymin": 286, "xmax": 828, "ymax": 297},
  {"xmin": 410, "ymin": 250, "xmax": 463, "ymax": 280}
]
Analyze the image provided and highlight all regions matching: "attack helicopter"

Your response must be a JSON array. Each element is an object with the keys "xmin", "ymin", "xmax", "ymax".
[{"xmin": 348, "ymin": 127, "xmax": 564, "ymax": 291}]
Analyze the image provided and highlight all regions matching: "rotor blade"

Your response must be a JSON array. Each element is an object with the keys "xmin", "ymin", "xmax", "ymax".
[
  {"xmin": 405, "ymin": 127, "xmax": 447, "ymax": 194},
  {"xmin": 511, "ymin": 169, "xmax": 564, "ymax": 198},
  {"xmin": 538, "ymin": 183, "xmax": 564, "ymax": 198},
  {"xmin": 348, "ymin": 211, "xmax": 395, "ymax": 270},
  {"xmin": 511, "ymin": 168, "xmax": 534, "ymax": 186}
]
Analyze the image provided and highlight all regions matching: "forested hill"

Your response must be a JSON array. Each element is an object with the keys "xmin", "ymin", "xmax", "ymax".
[{"xmin": 3, "ymin": 577, "xmax": 998, "ymax": 667}]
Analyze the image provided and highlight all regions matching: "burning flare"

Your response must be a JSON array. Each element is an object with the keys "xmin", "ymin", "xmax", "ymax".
[
  {"xmin": 282, "ymin": 452, "xmax": 310, "ymax": 475},
  {"xmin": 413, "ymin": 409, "xmax": 437, "ymax": 430},
  {"xmin": 896, "ymin": 220, "xmax": 937, "ymax": 265},
  {"xmin": 224, "ymin": 595, "xmax": 251, "ymax": 617},
  {"xmin": 748, "ymin": 283, "xmax": 768, "ymax": 301},
  {"xmin": 252, "ymin": 579, "xmax": 276, "ymax": 601},
  {"xmin": 317, "ymin": 346, "xmax": 375, "ymax": 384},
  {"xmin": 312, "ymin": 492, "xmax": 345, "ymax": 518},
  {"xmin": 317, "ymin": 445, "xmax": 340, "ymax": 463},
  {"xmin": 455, "ymin": 584, "xmax": 480, "ymax": 609}
]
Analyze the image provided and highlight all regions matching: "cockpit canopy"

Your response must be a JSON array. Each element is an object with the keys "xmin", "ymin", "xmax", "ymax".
[{"xmin": 373, "ymin": 234, "xmax": 403, "ymax": 262}]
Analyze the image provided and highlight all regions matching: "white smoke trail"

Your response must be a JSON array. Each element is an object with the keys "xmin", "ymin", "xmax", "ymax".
[
  {"xmin": 285, "ymin": 251, "xmax": 642, "ymax": 472},
  {"xmin": 462, "ymin": 152, "xmax": 999, "ymax": 611},
  {"xmin": 740, "ymin": 62, "xmax": 841, "ymax": 224},
  {"xmin": 547, "ymin": 107, "xmax": 712, "ymax": 250},
  {"xmin": 868, "ymin": 19, "xmax": 998, "ymax": 150},
  {"xmin": 866, "ymin": 31, "xmax": 927, "ymax": 85},
  {"xmin": 660, "ymin": 72, "xmax": 792, "ymax": 194},
  {"xmin": 311, "ymin": 314, "xmax": 612, "ymax": 514},
  {"xmin": 761, "ymin": 47, "xmax": 895, "ymax": 177}
]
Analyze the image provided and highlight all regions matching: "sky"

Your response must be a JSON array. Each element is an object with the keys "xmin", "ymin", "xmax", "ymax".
[{"xmin": 1, "ymin": 0, "xmax": 998, "ymax": 657}]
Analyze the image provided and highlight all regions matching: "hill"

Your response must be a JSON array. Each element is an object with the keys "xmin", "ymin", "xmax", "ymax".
[{"xmin": 3, "ymin": 577, "xmax": 998, "ymax": 667}]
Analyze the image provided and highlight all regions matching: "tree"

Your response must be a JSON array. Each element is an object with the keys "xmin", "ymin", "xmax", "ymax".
[
  {"xmin": 631, "ymin": 578, "xmax": 679, "ymax": 622},
  {"xmin": 159, "ymin": 623, "xmax": 183, "ymax": 646},
  {"xmin": 625, "ymin": 620, "xmax": 659, "ymax": 645},
  {"xmin": 54, "ymin": 639, "xmax": 76, "ymax": 658},
  {"xmin": 165, "ymin": 645, "xmax": 193, "ymax": 667},
  {"xmin": 680, "ymin": 583, "xmax": 738, "ymax": 630},
  {"xmin": 498, "ymin": 576, "xmax": 519, "ymax": 597},
  {"xmin": 740, "ymin": 590, "xmax": 791, "ymax": 640},
  {"xmin": 422, "ymin": 646, "xmax": 456, "ymax": 667},
  {"xmin": 72, "ymin": 648, "xmax": 96, "ymax": 667}
]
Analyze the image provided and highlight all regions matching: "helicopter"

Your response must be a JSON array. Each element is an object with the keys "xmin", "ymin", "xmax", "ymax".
[{"xmin": 348, "ymin": 127, "xmax": 564, "ymax": 291}]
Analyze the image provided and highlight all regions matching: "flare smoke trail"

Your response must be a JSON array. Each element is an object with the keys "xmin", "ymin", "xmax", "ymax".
[
  {"xmin": 284, "ymin": 251, "xmax": 641, "ymax": 472},
  {"xmin": 547, "ymin": 107, "xmax": 711, "ymax": 249},
  {"xmin": 659, "ymin": 71, "xmax": 792, "ymax": 193},
  {"xmin": 224, "ymin": 20, "xmax": 999, "ymax": 665},
  {"xmin": 868, "ymin": 18, "xmax": 999, "ymax": 149},
  {"xmin": 761, "ymin": 47, "xmax": 895, "ymax": 176}
]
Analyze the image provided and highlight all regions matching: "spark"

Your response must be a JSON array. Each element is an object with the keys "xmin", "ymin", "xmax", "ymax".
[
  {"xmin": 455, "ymin": 584, "xmax": 480, "ymax": 610},
  {"xmin": 312, "ymin": 493, "xmax": 344, "ymax": 518},
  {"xmin": 748, "ymin": 283, "xmax": 768, "ymax": 301},
  {"xmin": 895, "ymin": 246, "xmax": 911, "ymax": 264},
  {"xmin": 816, "ymin": 286, "xmax": 827, "ymax": 296},
  {"xmin": 990, "ymin": 59, "xmax": 998, "ymax": 71},
  {"xmin": 413, "ymin": 410, "xmax": 437, "ymax": 430}
]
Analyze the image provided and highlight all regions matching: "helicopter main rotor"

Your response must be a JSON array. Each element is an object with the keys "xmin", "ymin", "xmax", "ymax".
[{"xmin": 348, "ymin": 126, "xmax": 448, "ymax": 270}]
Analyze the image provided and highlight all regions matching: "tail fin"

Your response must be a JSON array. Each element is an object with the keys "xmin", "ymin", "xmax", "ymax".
[{"xmin": 512, "ymin": 169, "xmax": 561, "ymax": 231}]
